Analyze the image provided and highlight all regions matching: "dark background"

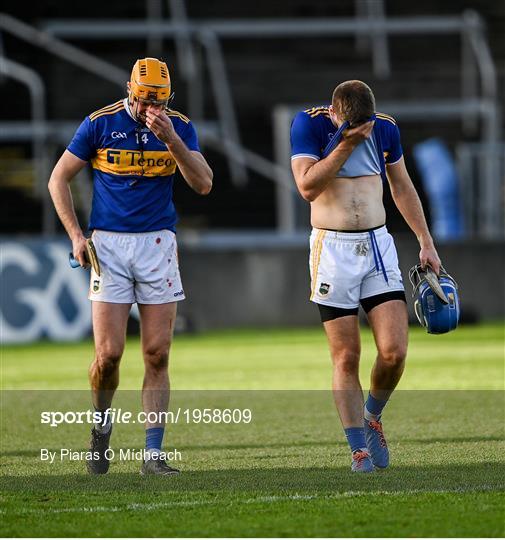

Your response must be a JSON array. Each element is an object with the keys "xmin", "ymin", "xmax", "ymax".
[{"xmin": 1, "ymin": 0, "xmax": 504, "ymax": 234}]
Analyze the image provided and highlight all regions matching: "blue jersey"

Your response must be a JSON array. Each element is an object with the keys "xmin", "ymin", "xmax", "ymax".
[
  {"xmin": 67, "ymin": 98, "xmax": 201, "ymax": 233},
  {"xmin": 290, "ymin": 106, "xmax": 403, "ymax": 181}
]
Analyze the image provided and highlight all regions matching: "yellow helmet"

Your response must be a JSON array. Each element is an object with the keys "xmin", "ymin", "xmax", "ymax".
[{"xmin": 129, "ymin": 57, "xmax": 173, "ymax": 106}]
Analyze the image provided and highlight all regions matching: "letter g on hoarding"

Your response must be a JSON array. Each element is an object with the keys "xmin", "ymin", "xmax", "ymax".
[{"xmin": 0, "ymin": 242, "xmax": 91, "ymax": 343}]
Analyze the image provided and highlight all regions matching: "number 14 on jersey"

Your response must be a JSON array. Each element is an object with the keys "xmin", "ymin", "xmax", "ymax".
[{"xmin": 136, "ymin": 132, "xmax": 149, "ymax": 144}]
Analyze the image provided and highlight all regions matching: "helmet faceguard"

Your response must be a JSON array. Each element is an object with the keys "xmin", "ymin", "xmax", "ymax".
[
  {"xmin": 409, "ymin": 264, "xmax": 460, "ymax": 334},
  {"xmin": 129, "ymin": 58, "xmax": 174, "ymax": 120}
]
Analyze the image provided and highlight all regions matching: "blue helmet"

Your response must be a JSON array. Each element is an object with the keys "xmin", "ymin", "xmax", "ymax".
[{"xmin": 408, "ymin": 264, "xmax": 460, "ymax": 334}]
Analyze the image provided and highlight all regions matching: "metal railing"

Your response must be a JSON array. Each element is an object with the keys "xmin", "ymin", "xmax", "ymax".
[
  {"xmin": 355, "ymin": 0, "xmax": 391, "ymax": 79},
  {"xmin": 0, "ymin": 14, "xmax": 127, "ymax": 86},
  {"xmin": 0, "ymin": 56, "xmax": 55, "ymax": 235},
  {"xmin": 0, "ymin": 119, "xmax": 296, "ymax": 199},
  {"xmin": 40, "ymin": 12, "xmax": 499, "ymax": 161},
  {"xmin": 40, "ymin": 11, "xmax": 501, "ymax": 235},
  {"xmin": 0, "ymin": 8, "xmax": 501, "ymax": 237}
]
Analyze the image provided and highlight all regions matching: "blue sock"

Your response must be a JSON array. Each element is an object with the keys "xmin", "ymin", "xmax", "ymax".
[
  {"xmin": 364, "ymin": 392, "xmax": 388, "ymax": 420},
  {"xmin": 145, "ymin": 427, "xmax": 165, "ymax": 457},
  {"xmin": 344, "ymin": 427, "xmax": 367, "ymax": 453}
]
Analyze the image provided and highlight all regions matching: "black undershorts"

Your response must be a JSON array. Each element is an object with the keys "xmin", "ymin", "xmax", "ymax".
[{"xmin": 317, "ymin": 290, "xmax": 407, "ymax": 323}]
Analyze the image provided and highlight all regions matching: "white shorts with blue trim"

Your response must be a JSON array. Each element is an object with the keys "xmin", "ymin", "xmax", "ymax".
[
  {"xmin": 309, "ymin": 225, "xmax": 404, "ymax": 309},
  {"xmin": 88, "ymin": 229, "xmax": 185, "ymax": 304}
]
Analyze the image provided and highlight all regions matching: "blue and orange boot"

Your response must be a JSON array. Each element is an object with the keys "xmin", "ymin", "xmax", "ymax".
[
  {"xmin": 364, "ymin": 419, "xmax": 389, "ymax": 468},
  {"xmin": 351, "ymin": 450, "xmax": 374, "ymax": 473}
]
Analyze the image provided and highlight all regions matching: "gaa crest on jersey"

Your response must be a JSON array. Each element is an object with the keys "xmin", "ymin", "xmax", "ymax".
[{"xmin": 319, "ymin": 283, "xmax": 330, "ymax": 295}]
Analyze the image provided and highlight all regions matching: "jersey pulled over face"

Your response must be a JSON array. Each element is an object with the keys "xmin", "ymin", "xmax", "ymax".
[
  {"xmin": 67, "ymin": 98, "xmax": 200, "ymax": 233},
  {"xmin": 290, "ymin": 105, "xmax": 403, "ymax": 178}
]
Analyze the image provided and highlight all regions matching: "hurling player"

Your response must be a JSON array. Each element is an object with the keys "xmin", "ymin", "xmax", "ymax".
[
  {"xmin": 290, "ymin": 80, "xmax": 441, "ymax": 472},
  {"xmin": 48, "ymin": 58, "xmax": 213, "ymax": 475}
]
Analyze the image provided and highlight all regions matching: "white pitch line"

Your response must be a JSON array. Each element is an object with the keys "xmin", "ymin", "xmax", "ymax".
[{"xmin": 1, "ymin": 486, "xmax": 500, "ymax": 516}]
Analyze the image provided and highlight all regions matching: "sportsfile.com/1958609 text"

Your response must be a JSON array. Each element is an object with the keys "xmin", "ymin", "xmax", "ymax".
[{"xmin": 40, "ymin": 408, "xmax": 253, "ymax": 427}]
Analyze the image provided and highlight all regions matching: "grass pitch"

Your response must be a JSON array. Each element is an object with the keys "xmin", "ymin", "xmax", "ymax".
[{"xmin": 1, "ymin": 322, "xmax": 504, "ymax": 537}]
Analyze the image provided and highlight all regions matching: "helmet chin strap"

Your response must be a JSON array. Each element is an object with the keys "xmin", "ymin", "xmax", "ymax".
[
  {"xmin": 166, "ymin": 92, "xmax": 175, "ymax": 110},
  {"xmin": 128, "ymin": 93, "xmax": 145, "ymax": 124}
]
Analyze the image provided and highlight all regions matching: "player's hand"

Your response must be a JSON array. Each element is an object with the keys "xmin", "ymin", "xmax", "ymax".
[
  {"xmin": 71, "ymin": 234, "xmax": 90, "ymax": 269},
  {"xmin": 340, "ymin": 120, "xmax": 375, "ymax": 149},
  {"xmin": 419, "ymin": 244, "xmax": 441, "ymax": 275},
  {"xmin": 145, "ymin": 109, "xmax": 177, "ymax": 145}
]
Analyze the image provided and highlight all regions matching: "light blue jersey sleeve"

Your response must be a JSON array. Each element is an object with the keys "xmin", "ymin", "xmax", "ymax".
[
  {"xmin": 67, "ymin": 117, "xmax": 97, "ymax": 162},
  {"xmin": 290, "ymin": 111, "xmax": 321, "ymax": 161}
]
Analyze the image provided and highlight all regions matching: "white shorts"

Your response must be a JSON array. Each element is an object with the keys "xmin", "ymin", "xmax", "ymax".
[
  {"xmin": 309, "ymin": 226, "xmax": 404, "ymax": 309},
  {"xmin": 88, "ymin": 229, "xmax": 185, "ymax": 304}
]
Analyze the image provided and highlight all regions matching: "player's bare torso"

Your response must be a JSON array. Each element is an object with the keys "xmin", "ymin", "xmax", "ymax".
[{"xmin": 310, "ymin": 173, "xmax": 385, "ymax": 230}]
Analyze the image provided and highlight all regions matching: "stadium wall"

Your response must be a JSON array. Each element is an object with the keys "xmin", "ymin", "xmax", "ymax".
[{"xmin": 1, "ymin": 236, "xmax": 503, "ymax": 343}]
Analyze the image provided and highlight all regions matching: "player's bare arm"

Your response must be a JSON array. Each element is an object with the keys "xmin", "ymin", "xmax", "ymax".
[
  {"xmin": 47, "ymin": 58, "xmax": 211, "ymax": 477},
  {"xmin": 48, "ymin": 150, "xmax": 89, "ymax": 267},
  {"xmin": 386, "ymin": 156, "xmax": 441, "ymax": 274},
  {"xmin": 292, "ymin": 120, "xmax": 374, "ymax": 202},
  {"xmin": 146, "ymin": 109, "xmax": 213, "ymax": 195}
]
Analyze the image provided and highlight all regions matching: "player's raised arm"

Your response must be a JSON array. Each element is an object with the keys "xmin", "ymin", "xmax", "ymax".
[
  {"xmin": 48, "ymin": 150, "xmax": 89, "ymax": 267},
  {"xmin": 146, "ymin": 109, "xmax": 213, "ymax": 195},
  {"xmin": 291, "ymin": 118, "xmax": 374, "ymax": 202}
]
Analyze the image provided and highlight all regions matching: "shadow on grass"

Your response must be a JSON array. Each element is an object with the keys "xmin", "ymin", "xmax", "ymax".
[
  {"xmin": 2, "ymin": 462, "xmax": 504, "ymax": 493},
  {"xmin": 1, "ymin": 435, "xmax": 505, "ymax": 457},
  {"xmin": 2, "ymin": 434, "xmax": 503, "ymax": 457}
]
